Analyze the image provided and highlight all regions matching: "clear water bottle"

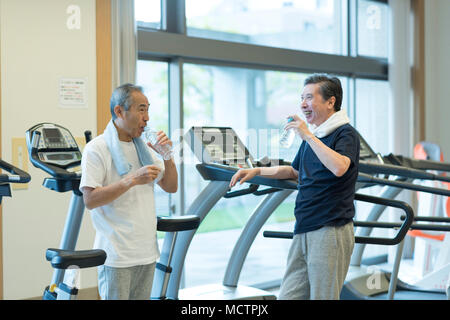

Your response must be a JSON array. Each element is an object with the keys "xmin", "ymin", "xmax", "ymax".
[
  {"xmin": 279, "ymin": 117, "xmax": 295, "ymax": 148},
  {"xmin": 142, "ymin": 127, "xmax": 173, "ymax": 160}
]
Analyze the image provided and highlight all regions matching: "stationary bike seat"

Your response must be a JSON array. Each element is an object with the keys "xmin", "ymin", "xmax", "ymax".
[
  {"xmin": 157, "ymin": 215, "xmax": 200, "ymax": 232},
  {"xmin": 46, "ymin": 248, "xmax": 106, "ymax": 269}
]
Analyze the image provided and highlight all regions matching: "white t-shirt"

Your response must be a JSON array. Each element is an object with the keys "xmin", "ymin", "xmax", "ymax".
[{"xmin": 80, "ymin": 134, "xmax": 164, "ymax": 267}]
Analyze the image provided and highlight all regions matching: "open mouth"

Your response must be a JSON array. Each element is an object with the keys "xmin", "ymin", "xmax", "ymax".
[{"xmin": 303, "ymin": 110, "xmax": 312, "ymax": 119}]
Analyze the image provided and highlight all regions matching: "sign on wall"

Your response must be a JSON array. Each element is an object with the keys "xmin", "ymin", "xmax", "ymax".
[{"xmin": 58, "ymin": 78, "xmax": 88, "ymax": 108}]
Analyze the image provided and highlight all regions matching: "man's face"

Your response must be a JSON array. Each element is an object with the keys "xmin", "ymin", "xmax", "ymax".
[
  {"xmin": 300, "ymin": 83, "xmax": 336, "ymax": 127},
  {"xmin": 120, "ymin": 91, "xmax": 150, "ymax": 139}
]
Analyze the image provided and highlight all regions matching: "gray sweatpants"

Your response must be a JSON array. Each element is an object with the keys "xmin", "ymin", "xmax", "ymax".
[
  {"xmin": 98, "ymin": 263, "xmax": 156, "ymax": 300},
  {"xmin": 278, "ymin": 222, "xmax": 354, "ymax": 300}
]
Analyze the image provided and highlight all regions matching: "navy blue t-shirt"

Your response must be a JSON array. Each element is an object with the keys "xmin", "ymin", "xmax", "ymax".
[{"xmin": 291, "ymin": 124, "xmax": 360, "ymax": 234}]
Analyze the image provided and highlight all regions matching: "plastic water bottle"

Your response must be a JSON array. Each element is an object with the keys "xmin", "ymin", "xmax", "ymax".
[
  {"xmin": 142, "ymin": 127, "xmax": 173, "ymax": 160},
  {"xmin": 279, "ymin": 117, "xmax": 295, "ymax": 148}
]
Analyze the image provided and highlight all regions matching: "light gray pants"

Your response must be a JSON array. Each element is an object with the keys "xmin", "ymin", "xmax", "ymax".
[
  {"xmin": 98, "ymin": 263, "xmax": 156, "ymax": 300},
  {"xmin": 278, "ymin": 222, "xmax": 354, "ymax": 300}
]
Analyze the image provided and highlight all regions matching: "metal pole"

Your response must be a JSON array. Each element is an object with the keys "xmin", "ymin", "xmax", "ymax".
[{"xmin": 50, "ymin": 192, "xmax": 85, "ymax": 286}]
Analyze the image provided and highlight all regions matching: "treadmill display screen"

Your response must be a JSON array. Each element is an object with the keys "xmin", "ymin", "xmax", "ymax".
[
  {"xmin": 43, "ymin": 128, "xmax": 66, "ymax": 147},
  {"xmin": 187, "ymin": 127, "xmax": 252, "ymax": 168},
  {"xmin": 357, "ymin": 131, "xmax": 378, "ymax": 161}
]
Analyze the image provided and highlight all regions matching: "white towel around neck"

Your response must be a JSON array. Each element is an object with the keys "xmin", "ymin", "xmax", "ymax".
[{"xmin": 309, "ymin": 109, "xmax": 350, "ymax": 138}]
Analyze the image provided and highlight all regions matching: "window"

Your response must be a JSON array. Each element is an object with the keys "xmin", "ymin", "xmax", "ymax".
[
  {"xmin": 357, "ymin": 0, "xmax": 389, "ymax": 58},
  {"xmin": 354, "ymin": 78, "xmax": 391, "ymax": 259},
  {"xmin": 183, "ymin": 64, "xmax": 303, "ymax": 162},
  {"xmin": 355, "ymin": 78, "xmax": 391, "ymax": 155},
  {"xmin": 180, "ymin": 63, "xmax": 352, "ymax": 286},
  {"xmin": 183, "ymin": 64, "xmax": 349, "ymax": 167},
  {"xmin": 183, "ymin": 63, "xmax": 302, "ymax": 220},
  {"xmin": 135, "ymin": 0, "xmax": 162, "ymax": 29},
  {"xmin": 136, "ymin": 60, "xmax": 170, "ymax": 215},
  {"xmin": 186, "ymin": 0, "xmax": 347, "ymax": 55},
  {"xmin": 183, "ymin": 63, "xmax": 303, "ymax": 286}
]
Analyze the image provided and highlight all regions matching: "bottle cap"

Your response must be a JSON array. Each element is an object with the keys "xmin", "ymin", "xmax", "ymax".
[{"xmin": 287, "ymin": 117, "xmax": 294, "ymax": 123}]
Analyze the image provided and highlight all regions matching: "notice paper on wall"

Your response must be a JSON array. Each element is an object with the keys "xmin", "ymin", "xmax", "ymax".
[{"xmin": 59, "ymin": 78, "xmax": 87, "ymax": 108}]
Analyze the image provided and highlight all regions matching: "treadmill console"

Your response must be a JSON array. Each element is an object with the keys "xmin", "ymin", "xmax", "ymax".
[
  {"xmin": 26, "ymin": 123, "xmax": 81, "ymax": 169},
  {"xmin": 357, "ymin": 131, "xmax": 382, "ymax": 163},
  {"xmin": 185, "ymin": 127, "xmax": 254, "ymax": 169}
]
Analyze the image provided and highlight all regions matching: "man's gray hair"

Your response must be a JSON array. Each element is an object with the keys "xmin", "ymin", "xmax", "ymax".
[{"xmin": 110, "ymin": 83, "xmax": 144, "ymax": 119}]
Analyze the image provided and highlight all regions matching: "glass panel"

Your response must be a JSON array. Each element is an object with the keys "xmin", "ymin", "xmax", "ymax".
[
  {"xmin": 183, "ymin": 63, "xmax": 300, "ymax": 287},
  {"xmin": 135, "ymin": 0, "xmax": 161, "ymax": 29},
  {"xmin": 136, "ymin": 60, "xmax": 170, "ymax": 215},
  {"xmin": 183, "ymin": 64, "xmax": 305, "ymax": 212},
  {"xmin": 355, "ymin": 79, "xmax": 391, "ymax": 156},
  {"xmin": 186, "ymin": 0, "xmax": 346, "ymax": 55},
  {"xmin": 357, "ymin": 0, "xmax": 389, "ymax": 58},
  {"xmin": 354, "ymin": 78, "xmax": 391, "ymax": 259}
]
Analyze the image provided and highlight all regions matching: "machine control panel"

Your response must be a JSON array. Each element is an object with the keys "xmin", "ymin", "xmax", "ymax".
[
  {"xmin": 185, "ymin": 126, "xmax": 254, "ymax": 169},
  {"xmin": 26, "ymin": 123, "xmax": 82, "ymax": 168},
  {"xmin": 357, "ymin": 131, "xmax": 383, "ymax": 163}
]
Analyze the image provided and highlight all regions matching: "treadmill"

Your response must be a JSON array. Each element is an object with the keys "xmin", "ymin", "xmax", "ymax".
[
  {"xmin": 263, "ymin": 132, "xmax": 450, "ymax": 299},
  {"xmin": 151, "ymin": 126, "xmax": 298, "ymax": 300},
  {"xmin": 341, "ymin": 134, "xmax": 450, "ymax": 300}
]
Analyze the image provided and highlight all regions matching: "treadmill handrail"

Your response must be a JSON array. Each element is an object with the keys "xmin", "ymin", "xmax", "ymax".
[
  {"xmin": 357, "ymin": 173, "xmax": 450, "ymax": 197},
  {"xmin": 359, "ymin": 160, "xmax": 450, "ymax": 183},
  {"xmin": 0, "ymin": 159, "xmax": 31, "ymax": 183},
  {"xmin": 410, "ymin": 158, "xmax": 450, "ymax": 172},
  {"xmin": 355, "ymin": 221, "xmax": 450, "ymax": 233},
  {"xmin": 387, "ymin": 154, "xmax": 450, "ymax": 173},
  {"xmin": 196, "ymin": 163, "xmax": 298, "ymax": 190},
  {"xmin": 224, "ymin": 184, "xmax": 259, "ymax": 198},
  {"xmin": 353, "ymin": 193, "xmax": 414, "ymax": 245},
  {"xmin": 400, "ymin": 215, "xmax": 450, "ymax": 223},
  {"xmin": 263, "ymin": 193, "xmax": 414, "ymax": 246}
]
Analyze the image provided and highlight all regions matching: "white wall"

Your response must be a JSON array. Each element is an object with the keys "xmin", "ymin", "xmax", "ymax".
[
  {"xmin": 1, "ymin": 0, "xmax": 97, "ymax": 299},
  {"xmin": 425, "ymin": 0, "xmax": 450, "ymax": 159}
]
